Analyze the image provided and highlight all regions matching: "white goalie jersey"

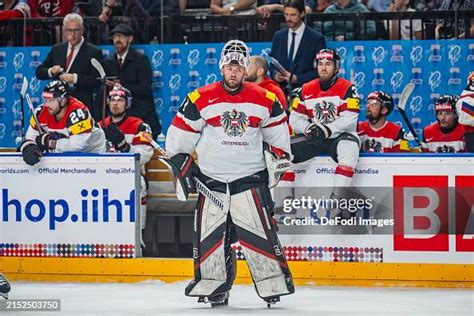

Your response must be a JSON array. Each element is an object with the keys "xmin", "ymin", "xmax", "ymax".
[{"xmin": 166, "ymin": 81, "xmax": 290, "ymax": 183}]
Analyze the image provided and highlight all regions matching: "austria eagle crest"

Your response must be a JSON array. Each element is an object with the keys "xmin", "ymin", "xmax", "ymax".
[{"xmin": 220, "ymin": 109, "xmax": 249, "ymax": 137}]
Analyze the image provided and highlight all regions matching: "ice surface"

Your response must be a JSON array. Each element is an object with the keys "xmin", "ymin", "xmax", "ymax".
[{"xmin": 5, "ymin": 280, "xmax": 473, "ymax": 315}]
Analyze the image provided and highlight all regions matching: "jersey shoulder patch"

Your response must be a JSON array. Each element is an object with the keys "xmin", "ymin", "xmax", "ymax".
[{"xmin": 67, "ymin": 108, "xmax": 92, "ymax": 135}]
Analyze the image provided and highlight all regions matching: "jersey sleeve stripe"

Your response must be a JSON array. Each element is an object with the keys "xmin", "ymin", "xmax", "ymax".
[
  {"xmin": 172, "ymin": 115, "xmax": 200, "ymax": 133},
  {"xmin": 263, "ymin": 115, "xmax": 287, "ymax": 129}
]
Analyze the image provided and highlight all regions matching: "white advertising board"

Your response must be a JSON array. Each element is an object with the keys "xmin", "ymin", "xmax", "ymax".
[
  {"xmin": 0, "ymin": 153, "xmax": 140, "ymax": 258},
  {"xmin": 274, "ymin": 154, "xmax": 474, "ymax": 264}
]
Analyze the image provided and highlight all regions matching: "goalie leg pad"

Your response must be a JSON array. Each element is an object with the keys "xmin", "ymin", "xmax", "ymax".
[
  {"xmin": 229, "ymin": 186, "xmax": 294, "ymax": 299},
  {"xmin": 186, "ymin": 192, "xmax": 230, "ymax": 297}
]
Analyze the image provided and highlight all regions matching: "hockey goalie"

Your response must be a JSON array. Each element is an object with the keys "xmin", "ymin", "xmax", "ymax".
[{"xmin": 165, "ymin": 39, "xmax": 294, "ymax": 307}]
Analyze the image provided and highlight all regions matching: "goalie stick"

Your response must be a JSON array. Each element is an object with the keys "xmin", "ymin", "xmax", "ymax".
[
  {"xmin": 142, "ymin": 133, "xmax": 229, "ymax": 211},
  {"xmin": 19, "ymin": 77, "xmax": 28, "ymax": 142},
  {"xmin": 396, "ymin": 83, "xmax": 424, "ymax": 147}
]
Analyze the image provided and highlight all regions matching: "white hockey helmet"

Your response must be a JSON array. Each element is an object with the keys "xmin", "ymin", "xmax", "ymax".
[{"xmin": 219, "ymin": 39, "xmax": 250, "ymax": 70}]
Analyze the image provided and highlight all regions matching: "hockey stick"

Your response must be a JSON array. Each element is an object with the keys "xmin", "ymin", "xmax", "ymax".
[
  {"xmin": 142, "ymin": 133, "xmax": 229, "ymax": 211},
  {"xmin": 25, "ymin": 93, "xmax": 44, "ymax": 134},
  {"xmin": 91, "ymin": 58, "xmax": 108, "ymax": 122},
  {"xmin": 396, "ymin": 83, "xmax": 423, "ymax": 147},
  {"xmin": 19, "ymin": 77, "xmax": 28, "ymax": 142}
]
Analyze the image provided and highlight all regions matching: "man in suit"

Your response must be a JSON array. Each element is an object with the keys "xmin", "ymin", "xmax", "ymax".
[
  {"xmin": 270, "ymin": 0, "xmax": 326, "ymax": 94},
  {"xmin": 35, "ymin": 13, "xmax": 102, "ymax": 120},
  {"xmin": 102, "ymin": 24, "xmax": 161, "ymax": 138}
]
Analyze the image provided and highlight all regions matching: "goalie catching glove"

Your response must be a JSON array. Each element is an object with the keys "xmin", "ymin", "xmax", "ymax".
[
  {"xmin": 263, "ymin": 143, "xmax": 291, "ymax": 188},
  {"xmin": 159, "ymin": 153, "xmax": 200, "ymax": 201}
]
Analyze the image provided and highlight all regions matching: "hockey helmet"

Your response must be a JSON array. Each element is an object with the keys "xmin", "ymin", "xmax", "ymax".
[
  {"xmin": 367, "ymin": 91, "xmax": 394, "ymax": 114},
  {"xmin": 108, "ymin": 85, "xmax": 132, "ymax": 109},
  {"xmin": 219, "ymin": 39, "xmax": 250, "ymax": 70},
  {"xmin": 434, "ymin": 94, "xmax": 458, "ymax": 114},
  {"xmin": 313, "ymin": 48, "xmax": 341, "ymax": 70},
  {"xmin": 42, "ymin": 80, "xmax": 71, "ymax": 103},
  {"xmin": 467, "ymin": 72, "xmax": 474, "ymax": 92}
]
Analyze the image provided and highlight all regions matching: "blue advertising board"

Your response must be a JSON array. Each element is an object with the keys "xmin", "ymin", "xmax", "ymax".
[{"xmin": 0, "ymin": 40, "xmax": 472, "ymax": 147}]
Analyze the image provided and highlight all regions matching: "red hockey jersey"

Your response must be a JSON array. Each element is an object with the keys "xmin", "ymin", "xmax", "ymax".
[
  {"xmin": 358, "ymin": 121, "xmax": 409, "ymax": 153},
  {"xmin": 100, "ymin": 115, "xmax": 153, "ymax": 167},
  {"xmin": 422, "ymin": 122, "xmax": 465, "ymax": 153},
  {"xmin": 259, "ymin": 76, "xmax": 288, "ymax": 110}
]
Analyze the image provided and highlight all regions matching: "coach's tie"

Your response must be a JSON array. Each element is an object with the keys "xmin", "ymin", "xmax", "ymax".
[
  {"xmin": 288, "ymin": 32, "xmax": 296, "ymax": 70},
  {"xmin": 118, "ymin": 57, "xmax": 123, "ymax": 68},
  {"xmin": 65, "ymin": 45, "xmax": 75, "ymax": 70}
]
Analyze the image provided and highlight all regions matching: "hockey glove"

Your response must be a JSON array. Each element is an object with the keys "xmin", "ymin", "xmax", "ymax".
[
  {"xmin": 167, "ymin": 153, "xmax": 200, "ymax": 201},
  {"xmin": 104, "ymin": 123, "xmax": 130, "ymax": 152},
  {"xmin": 20, "ymin": 140, "xmax": 42, "ymax": 166},
  {"xmin": 35, "ymin": 132, "xmax": 59, "ymax": 151},
  {"xmin": 263, "ymin": 143, "xmax": 291, "ymax": 188},
  {"xmin": 304, "ymin": 122, "xmax": 332, "ymax": 145}
]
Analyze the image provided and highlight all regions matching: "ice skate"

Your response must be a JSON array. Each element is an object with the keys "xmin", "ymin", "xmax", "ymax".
[
  {"xmin": 264, "ymin": 295, "xmax": 280, "ymax": 308},
  {"xmin": 197, "ymin": 291, "xmax": 229, "ymax": 307},
  {"xmin": 0, "ymin": 274, "xmax": 11, "ymax": 299}
]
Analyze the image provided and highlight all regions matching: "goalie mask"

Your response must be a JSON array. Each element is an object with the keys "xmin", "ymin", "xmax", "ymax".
[{"xmin": 219, "ymin": 39, "xmax": 250, "ymax": 70}]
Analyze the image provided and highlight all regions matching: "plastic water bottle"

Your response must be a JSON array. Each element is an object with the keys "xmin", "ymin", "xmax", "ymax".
[{"xmin": 157, "ymin": 133, "xmax": 166, "ymax": 149}]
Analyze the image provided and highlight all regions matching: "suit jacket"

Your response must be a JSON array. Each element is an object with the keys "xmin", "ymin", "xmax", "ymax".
[
  {"xmin": 36, "ymin": 40, "xmax": 102, "ymax": 119},
  {"xmin": 271, "ymin": 25, "xmax": 326, "ymax": 91},
  {"xmin": 103, "ymin": 48, "xmax": 161, "ymax": 137}
]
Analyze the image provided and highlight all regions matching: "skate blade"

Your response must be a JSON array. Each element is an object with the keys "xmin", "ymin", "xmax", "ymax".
[
  {"xmin": 198, "ymin": 293, "xmax": 229, "ymax": 307},
  {"xmin": 265, "ymin": 297, "xmax": 280, "ymax": 308},
  {"xmin": 0, "ymin": 293, "xmax": 8, "ymax": 299}
]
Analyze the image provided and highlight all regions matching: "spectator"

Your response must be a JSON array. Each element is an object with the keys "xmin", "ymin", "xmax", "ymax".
[
  {"xmin": 210, "ymin": 0, "xmax": 257, "ymax": 15},
  {"xmin": 73, "ymin": 0, "xmax": 104, "ymax": 17},
  {"xmin": 28, "ymin": 0, "xmax": 75, "ymax": 17},
  {"xmin": 0, "ymin": 0, "xmax": 31, "ymax": 46},
  {"xmin": 323, "ymin": 0, "xmax": 376, "ymax": 41},
  {"xmin": 35, "ymin": 13, "xmax": 102, "ymax": 120},
  {"xmin": 422, "ymin": 95, "xmax": 465, "ymax": 153},
  {"xmin": 270, "ymin": 0, "xmax": 326, "ymax": 94},
  {"xmin": 99, "ymin": 86, "xmax": 153, "ymax": 251},
  {"xmin": 436, "ymin": 0, "xmax": 474, "ymax": 39},
  {"xmin": 19, "ymin": 80, "xmax": 106, "ymax": 166},
  {"xmin": 245, "ymin": 55, "xmax": 288, "ymax": 109},
  {"xmin": 257, "ymin": 0, "xmax": 316, "ymax": 18},
  {"xmin": 366, "ymin": 0, "xmax": 391, "ymax": 12},
  {"xmin": 358, "ymin": 91, "xmax": 409, "ymax": 153},
  {"xmin": 388, "ymin": 0, "xmax": 423, "ymax": 40},
  {"xmin": 99, "ymin": 0, "xmax": 182, "ymax": 23},
  {"xmin": 315, "ymin": 0, "xmax": 333, "ymax": 12},
  {"xmin": 102, "ymin": 23, "xmax": 162, "ymax": 138}
]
